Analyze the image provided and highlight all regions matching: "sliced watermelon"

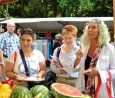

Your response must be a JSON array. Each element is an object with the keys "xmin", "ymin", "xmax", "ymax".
[{"xmin": 51, "ymin": 83, "xmax": 83, "ymax": 98}]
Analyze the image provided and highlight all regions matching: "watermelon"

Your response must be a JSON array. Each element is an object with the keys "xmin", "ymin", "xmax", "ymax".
[
  {"xmin": 34, "ymin": 91, "xmax": 55, "ymax": 98},
  {"xmin": 83, "ymin": 94, "xmax": 91, "ymax": 98},
  {"xmin": 10, "ymin": 86, "xmax": 32, "ymax": 98},
  {"xmin": 51, "ymin": 83, "xmax": 83, "ymax": 98},
  {"xmin": 30, "ymin": 85, "xmax": 49, "ymax": 97}
]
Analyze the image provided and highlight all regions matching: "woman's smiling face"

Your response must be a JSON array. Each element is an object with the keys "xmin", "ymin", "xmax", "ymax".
[{"xmin": 20, "ymin": 34, "xmax": 34, "ymax": 51}]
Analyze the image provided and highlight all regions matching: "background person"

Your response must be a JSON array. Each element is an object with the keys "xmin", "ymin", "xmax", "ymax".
[
  {"xmin": 5, "ymin": 28, "xmax": 46, "ymax": 87},
  {"xmin": 33, "ymin": 33, "xmax": 38, "ymax": 50},
  {"xmin": 0, "ymin": 22, "xmax": 20, "ymax": 59},
  {"xmin": 0, "ymin": 26, "xmax": 4, "ymax": 35},
  {"xmin": 16, "ymin": 28, "xmax": 22, "ymax": 38},
  {"xmin": 50, "ymin": 24, "xmax": 82, "ymax": 86},
  {"xmin": 53, "ymin": 33, "xmax": 63, "ymax": 51},
  {"xmin": 75, "ymin": 19, "xmax": 115, "ymax": 98}
]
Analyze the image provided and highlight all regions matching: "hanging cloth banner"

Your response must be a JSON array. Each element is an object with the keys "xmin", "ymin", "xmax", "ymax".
[{"xmin": 0, "ymin": 0, "xmax": 18, "ymax": 4}]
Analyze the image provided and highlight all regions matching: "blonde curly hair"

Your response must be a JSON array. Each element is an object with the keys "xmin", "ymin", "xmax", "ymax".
[{"xmin": 80, "ymin": 19, "xmax": 110, "ymax": 46}]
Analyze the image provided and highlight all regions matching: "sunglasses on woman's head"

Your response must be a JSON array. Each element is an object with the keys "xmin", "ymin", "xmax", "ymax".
[{"xmin": 92, "ymin": 19, "xmax": 101, "ymax": 24}]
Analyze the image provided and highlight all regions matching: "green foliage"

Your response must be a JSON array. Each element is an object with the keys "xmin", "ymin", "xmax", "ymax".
[
  {"xmin": 58, "ymin": 0, "xmax": 80, "ymax": 16},
  {"xmin": 0, "ymin": 6, "xmax": 4, "ymax": 17},
  {"xmin": 0, "ymin": 0, "xmax": 113, "ymax": 18},
  {"xmin": 79, "ymin": 0, "xmax": 93, "ymax": 11}
]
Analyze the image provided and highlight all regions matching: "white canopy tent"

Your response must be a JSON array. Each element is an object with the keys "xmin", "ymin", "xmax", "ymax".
[
  {"xmin": 0, "ymin": 17, "xmax": 113, "ymax": 33},
  {"xmin": 0, "ymin": 18, "xmax": 6, "ymax": 22}
]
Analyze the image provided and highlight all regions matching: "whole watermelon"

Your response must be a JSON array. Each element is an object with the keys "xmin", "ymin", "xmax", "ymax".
[
  {"xmin": 51, "ymin": 83, "xmax": 83, "ymax": 98},
  {"xmin": 10, "ymin": 86, "xmax": 32, "ymax": 98},
  {"xmin": 30, "ymin": 85, "xmax": 49, "ymax": 97}
]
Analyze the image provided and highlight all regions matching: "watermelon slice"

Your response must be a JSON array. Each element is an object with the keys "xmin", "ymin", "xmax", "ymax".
[{"xmin": 51, "ymin": 83, "xmax": 83, "ymax": 98}]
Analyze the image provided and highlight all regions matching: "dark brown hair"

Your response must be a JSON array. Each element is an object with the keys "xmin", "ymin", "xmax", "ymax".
[{"xmin": 20, "ymin": 28, "xmax": 34, "ymax": 40}]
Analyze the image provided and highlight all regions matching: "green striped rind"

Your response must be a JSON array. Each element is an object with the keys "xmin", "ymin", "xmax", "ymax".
[
  {"xmin": 34, "ymin": 91, "xmax": 55, "ymax": 98},
  {"xmin": 10, "ymin": 86, "xmax": 32, "ymax": 98},
  {"xmin": 30, "ymin": 85, "xmax": 49, "ymax": 97},
  {"xmin": 10, "ymin": 87, "xmax": 21, "ymax": 98},
  {"xmin": 83, "ymin": 94, "xmax": 91, "ymax": 98},
  {"xmin": 51, "ymin": 83, "xmax": 83, "ymax": 98}
]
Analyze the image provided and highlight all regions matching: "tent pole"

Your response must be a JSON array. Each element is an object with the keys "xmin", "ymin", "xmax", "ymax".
[{"xmin": 113, "ymin": 0, "xmax": 115, "ymax": 45}]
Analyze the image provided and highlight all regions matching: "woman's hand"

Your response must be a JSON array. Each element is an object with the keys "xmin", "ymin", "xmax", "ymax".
[
  {"xmin": 85, "ymin": 67, "xmax": 99, "ymax": 78},
  {"xmin": 36, "ymin": 74, "xmax": 42, "ymax": 78},
  {"xmin": 76, "ymin": 45, "xmax": 83, "ymax": 60},
  {"xmin": 74, "ymin": 45, "xmax": 83, "ymax": 68},
  {"xmin": 15, "ymin": 75, "xmax": 27, "ymax": 82},
  {"xmin": 59, "ymin": 67, "xmax": 67, "ymax": 74}
]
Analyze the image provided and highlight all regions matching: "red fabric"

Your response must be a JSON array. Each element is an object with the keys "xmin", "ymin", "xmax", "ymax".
[
  {"xmin": 106, "ymin": 71, "xmax": 112, "ymax": 98},
  {"xmin": 14, "ymin": 51, "xmax": 17, "ymax": 64},
  {"xmin": 1, "ymin": 78, "xmax": 13, "ymax": 86},
  {"xmin": 46, "ymin": 32, "xmax": 51, "ymax": 38},
  {"xmin": 94, "ymin": 71, "xmax": 112, "ymax": 98},
  {"xmin": 94, "ymin": 75, "xmax": 102, "ymax": 98}
]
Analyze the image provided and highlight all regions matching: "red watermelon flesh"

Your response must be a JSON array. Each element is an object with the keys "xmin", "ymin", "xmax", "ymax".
[{"xmin": 51, "ymin": 83, "xmax": 83, "ymax": 98}]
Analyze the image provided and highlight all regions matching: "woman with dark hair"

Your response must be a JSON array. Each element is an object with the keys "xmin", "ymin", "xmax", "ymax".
[{"xmin": 5, "ymin": 28, "xmax": 46, "ymax": 87}]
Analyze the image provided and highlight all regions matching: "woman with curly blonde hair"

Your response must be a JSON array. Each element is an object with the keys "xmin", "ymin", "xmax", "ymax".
[
  {"xmin": 75, "ymin": 19, "xmax": 115, "ymax": 98},
  {"xmin": 81, "ymin": 19, "xmax": 110, "ymax": 46}
]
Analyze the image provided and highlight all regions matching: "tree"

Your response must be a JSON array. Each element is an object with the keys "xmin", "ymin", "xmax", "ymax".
[{"xmin": 0, "ymin": 0, "xmax": 113, "ymax": 18}]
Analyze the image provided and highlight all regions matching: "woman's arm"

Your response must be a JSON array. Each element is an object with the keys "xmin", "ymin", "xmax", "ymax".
[
  {"xmin": 5, "ymin": 61, "xmax": 17, "ymax": 79},
  {"xmin": 0, "ymin": 49, "xmax": 4, "ymax": 65},
  {"xmin": 74, "ymin": 45, "xmax": 83, "ymax": 68},
  {"xmin": 37, "ymin": 60, "xmax": 46, "ymax": 78}
]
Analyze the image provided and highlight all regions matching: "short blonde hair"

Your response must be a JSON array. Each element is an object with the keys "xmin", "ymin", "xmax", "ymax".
[
  {"xmin": 81, "ymin": 19, "xmax": 110, "ymax": 46},
  {"xmin": 62, "ymin": 25, "xmax": 78, "ymax": 38}
]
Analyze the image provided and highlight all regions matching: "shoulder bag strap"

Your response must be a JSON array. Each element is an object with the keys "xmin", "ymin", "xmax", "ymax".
[
  {"xmin": 14, "ymin": 51, "xmax": 17, "ymax": 64},
  {"xmin": 56, "ymin": 47, "xmax": 63, "ymax": 67},
  {"xmin": 56, "ymin": 47, "xmax": 61, "ymax": 58},
  {"xmin": 19, "ymin": 49, "xmax": 30, "ymax": 77}
]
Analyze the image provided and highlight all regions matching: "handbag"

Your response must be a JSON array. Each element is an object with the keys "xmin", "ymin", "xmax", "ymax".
[
  {"xmin": 44, "ymin": 70, "xmax": 57, "ymax": 90},
  {"xmin": 19, "ymin": 49, "xmax": 45, "ymax": 89},
  {"xmin": 44, "ymin": 47, "xmax": 61, "ymax": 90}
]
